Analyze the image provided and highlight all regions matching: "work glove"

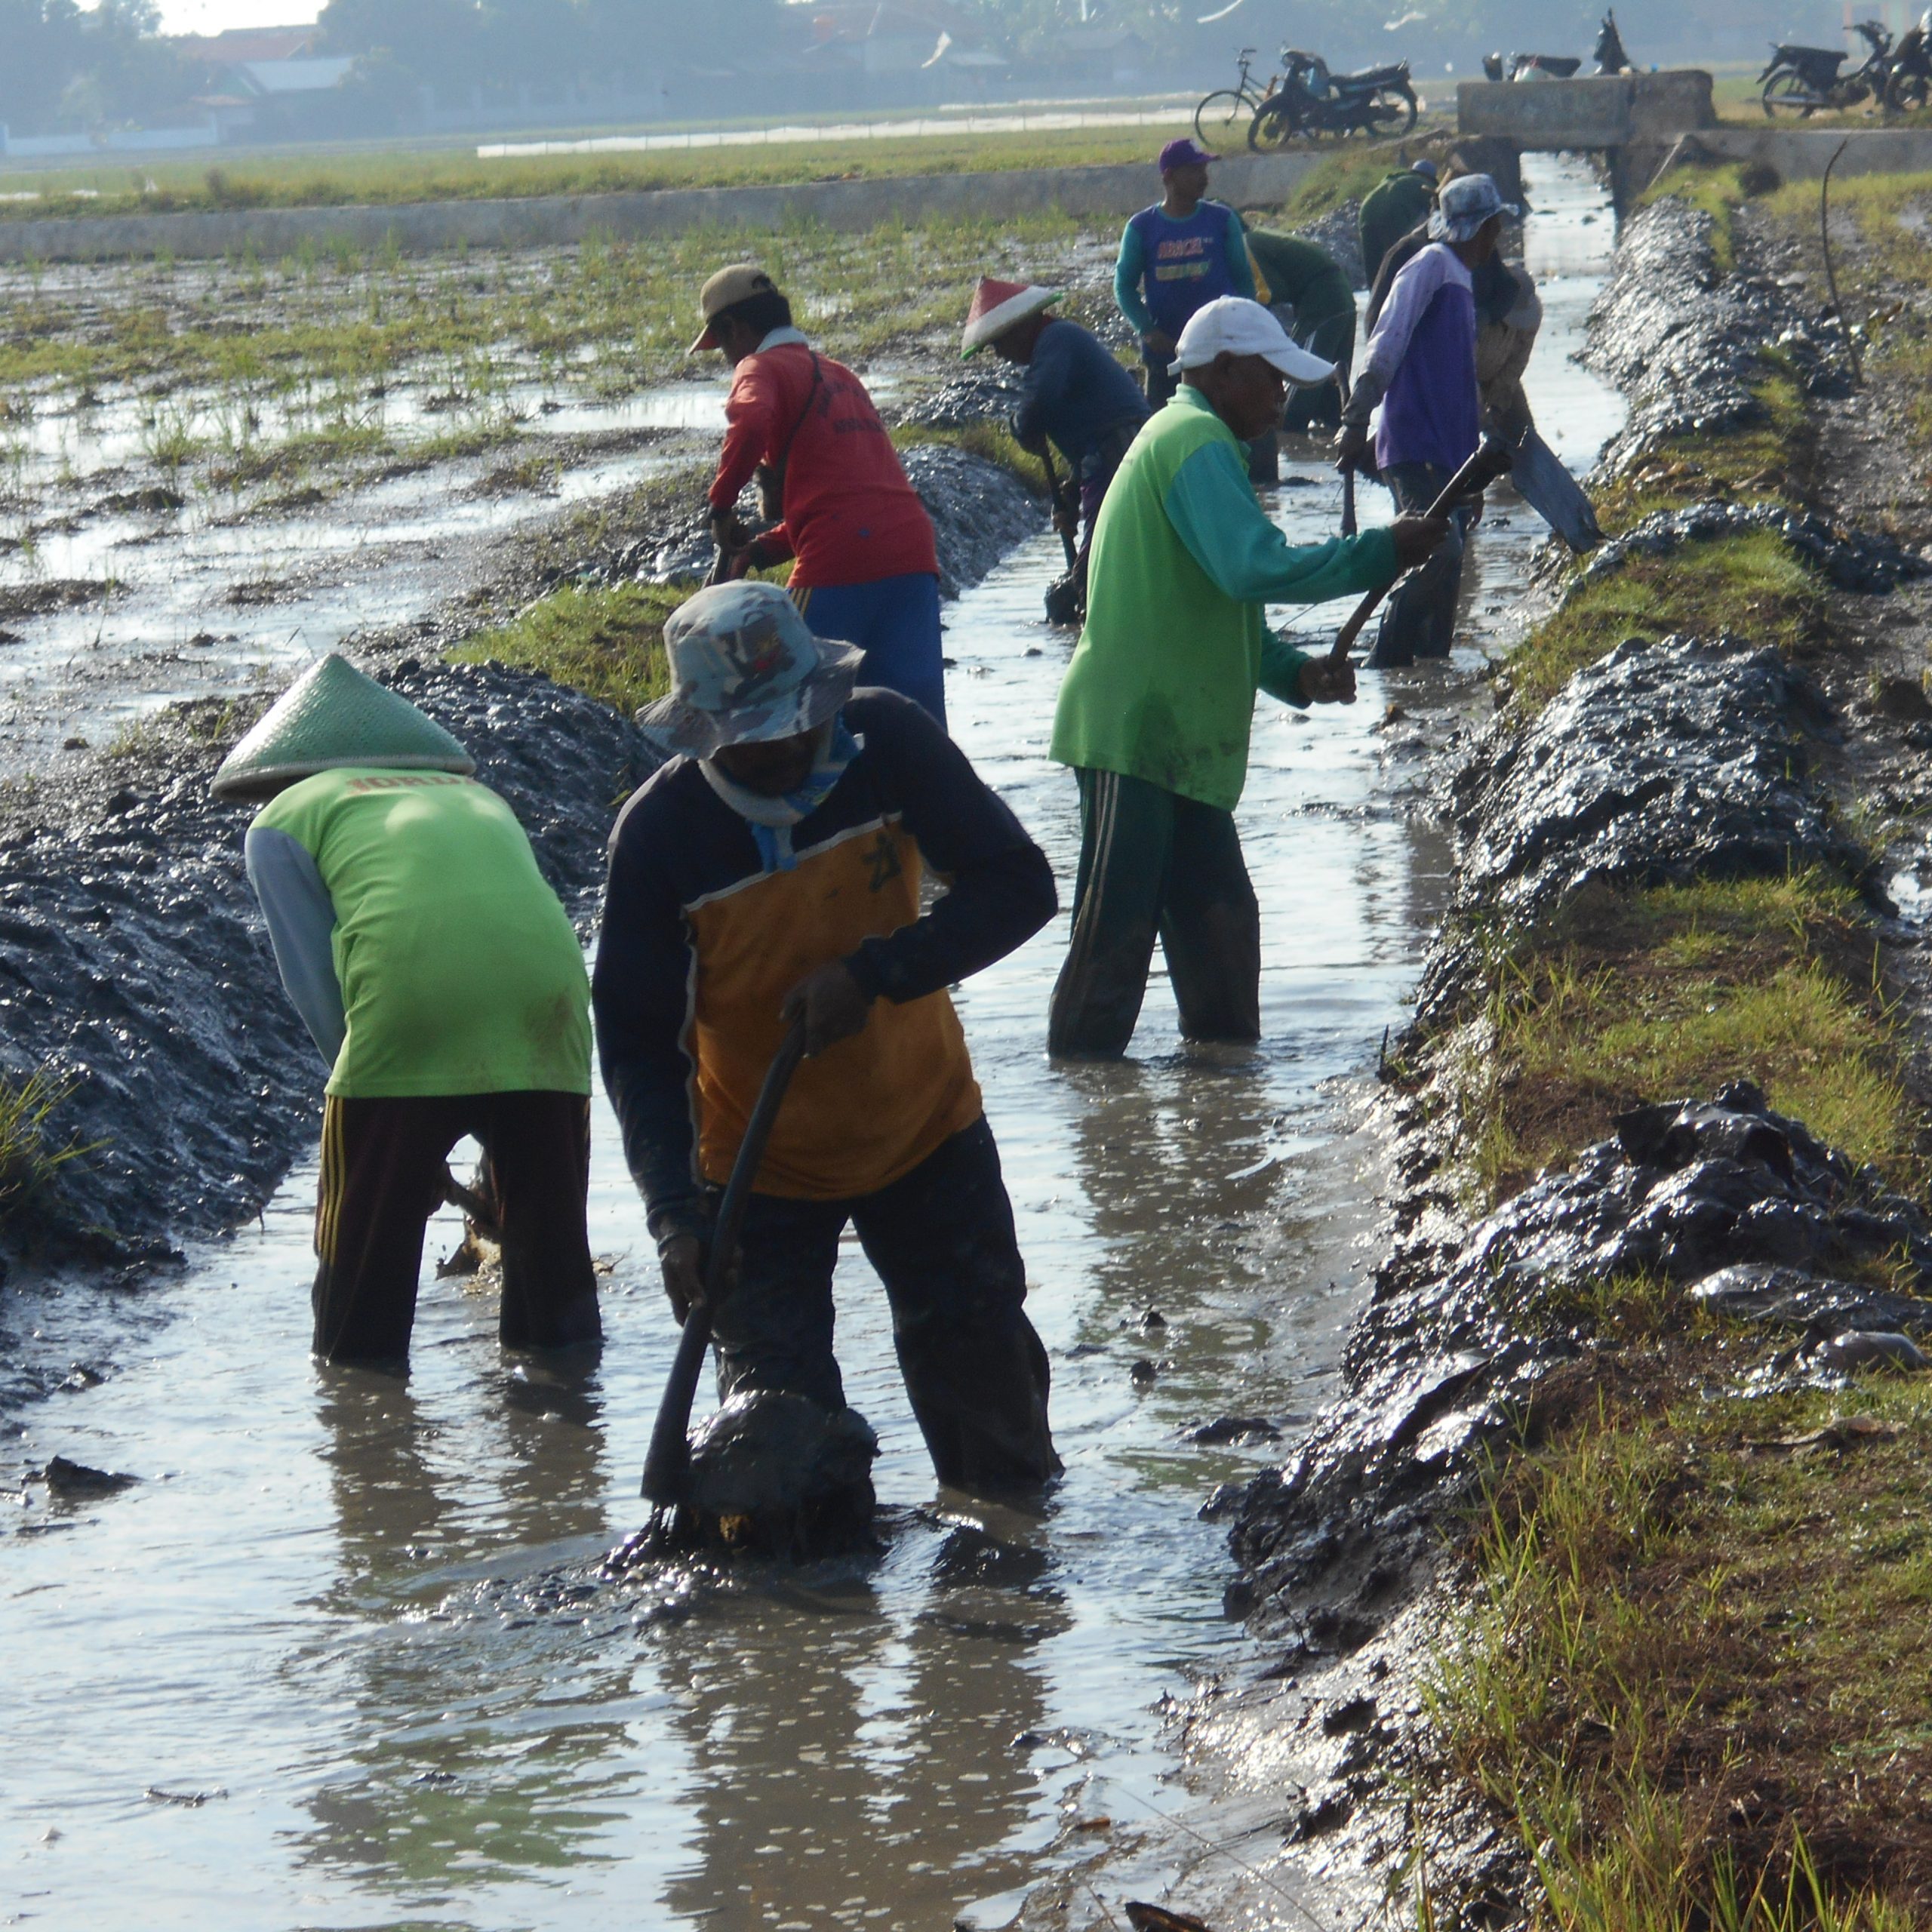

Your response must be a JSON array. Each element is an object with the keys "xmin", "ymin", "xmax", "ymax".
[{"xmin": 1334, "ymin": 421, "xmax": 1372, "ymax": 475}]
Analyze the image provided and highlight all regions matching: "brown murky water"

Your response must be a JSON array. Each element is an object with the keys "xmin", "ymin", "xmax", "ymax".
[{"xmin": 2, "ymin": 156, "xmax": 1621, "ymax": 1931}]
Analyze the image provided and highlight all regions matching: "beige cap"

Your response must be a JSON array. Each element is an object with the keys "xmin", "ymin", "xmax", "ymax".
[{"xmin": 689, "ymin": 262, "xmax": 781, "ymax": 355}]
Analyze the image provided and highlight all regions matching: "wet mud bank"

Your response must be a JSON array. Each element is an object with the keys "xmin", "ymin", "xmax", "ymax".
[
  {"xmin": 0, "ymin": 436, "xmax": 1040, "ymax": 1276},
  {"xmin": 1154, "ymin": 190, "xmax": 1932, "ymax": 1924}
]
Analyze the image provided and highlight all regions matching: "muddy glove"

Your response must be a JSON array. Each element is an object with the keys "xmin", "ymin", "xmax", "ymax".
[
  {"xmin": 657, "ymin": 1223, "xmax": 741, "ymax": 1324},
  {"xmin": 1334, "ymin": 421, "xmax": 1373, "ymax": 475},
  {"xmin": 780, "ymin": 960, "xmax": 874, "ymax": 1057}
]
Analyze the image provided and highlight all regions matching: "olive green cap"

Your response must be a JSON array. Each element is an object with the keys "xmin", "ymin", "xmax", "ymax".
[{"xmin": 211, "ymin": 653, "xmax": 474, "ymax": 803}]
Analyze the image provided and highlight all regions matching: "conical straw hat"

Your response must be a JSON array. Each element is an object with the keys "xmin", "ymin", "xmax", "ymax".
[
  {"xmin": 961, "ymin": 277, "xmax": 1060, "ymax": 358},
  {"xmin": 211, "ymin": 653, "xmax": 474, "ymax": 802}
]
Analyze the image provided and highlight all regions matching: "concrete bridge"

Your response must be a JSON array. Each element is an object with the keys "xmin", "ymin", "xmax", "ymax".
[{"xmin": 1458, "ymin": 71, "xmax": 1932, "ymax": 203}]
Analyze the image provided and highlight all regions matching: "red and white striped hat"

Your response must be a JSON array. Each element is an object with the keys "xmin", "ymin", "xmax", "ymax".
[{"xmin": 960, "ymin": 277, "xmax": 1061, "ymax": 358}]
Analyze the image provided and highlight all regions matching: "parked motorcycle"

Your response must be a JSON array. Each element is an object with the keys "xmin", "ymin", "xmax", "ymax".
[
  {"xmin": 1760, "ymin": 20, "xmax": 1891, "ymax": 116},
  {"xmin": 1885, "ymin": 11, "xmax": 1932, "ymax": 110},
  {"xmin": 1481, "ymin": 51, "xmax": 1582, "ymax": 81},
  {"xmin": 1247, "ymin": 50, "xmax": 1418, "ymax": 147}
]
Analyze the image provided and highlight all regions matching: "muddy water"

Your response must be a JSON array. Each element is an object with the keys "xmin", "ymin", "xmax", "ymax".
[{"xmin": 2, "ymin": 157, "xmax": 1621, "ymax": 1930}]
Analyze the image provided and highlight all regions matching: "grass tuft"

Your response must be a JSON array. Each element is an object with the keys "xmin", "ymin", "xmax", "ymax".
[
  {"xmin": 0, "ymin": 1071, "xmax": 88, "ymax": 1226},
  {"xmin": 450, "ymin": 580, "xmax": 682, "ymax": 715}
]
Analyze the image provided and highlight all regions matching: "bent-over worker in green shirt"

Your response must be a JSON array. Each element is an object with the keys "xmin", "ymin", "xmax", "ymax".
[
  {"xmin": 213, "ymin": 653, "xmax": 599, "ymax": 1366},
  {"xmin": 1048, "ymin": 297, "xmax": 1447, "ymax": 1058}
]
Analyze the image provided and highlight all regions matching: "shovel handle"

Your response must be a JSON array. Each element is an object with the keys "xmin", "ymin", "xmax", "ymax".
[
  {"xmin": 1041, "ymin": 445, "xmax": 1079, "ymax": 573},
  {"xmin": 639, "ymin": 1017, "xmax": 810, "ymax": 1506},
  {"xmin": 1327, "ymin": 437, "xmax": 1514, "ymax": 663}
]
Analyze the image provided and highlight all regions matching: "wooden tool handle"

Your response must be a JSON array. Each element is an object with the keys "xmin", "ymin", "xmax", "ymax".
[
  {"xmin": 1326, "ymin": 437, "xmax": 1513, "ymax": 663},
  {"xmin": 640, "ymin": 1018, "xmax": 809, "ymax": 1506}
]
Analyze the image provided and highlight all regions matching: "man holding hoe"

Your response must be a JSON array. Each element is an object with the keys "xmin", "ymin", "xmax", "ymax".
[
  {"xmin": 960, "ymin": 276, "xmax": 1148, "ymax": 621},
  {"xmin": 595, "ymin": 581, "xmax": 1061, "ymax": 1494},
  {"xmin": 1337, "ymin": 173, "xmax": 1515, "ymax": 668},
  {"xmin": 1048, "ymin": 297, "xmax": 1447, "ymax": 1058},
  {"xmin": 694, "ymin": 263, "xmax": 948, "ymax": 725},
  {"xmin": 214, "ymin": 654, "xmax": 600, "ymax": 1367}
]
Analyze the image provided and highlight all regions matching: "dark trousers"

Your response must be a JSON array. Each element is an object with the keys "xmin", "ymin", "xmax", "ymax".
[
  {"xmin": 1370, "ymin": 460, "xmax": 1471, "ymax": 668},
  {"xmin": 312, "ymin": 1090, "xmax": 600, "ymax": 1364},
  {"xmin": 708, "ymin": 1117, "xmax": 1059, "ymax": 1493},
  {"xmin": 1048, "ymin": 767, "xmax": 1261, "ymax": 1058}
]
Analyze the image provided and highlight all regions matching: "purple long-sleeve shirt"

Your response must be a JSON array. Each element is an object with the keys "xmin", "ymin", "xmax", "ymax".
[{"xmin": 1353, "ymin": 241, "xmax": 1480, "ymax": 473}]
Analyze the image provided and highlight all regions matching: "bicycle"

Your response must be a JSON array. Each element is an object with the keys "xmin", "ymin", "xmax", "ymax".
[{"xmin": 1195, "ymin": 48, "xmax": 1274, "ymax": 149}]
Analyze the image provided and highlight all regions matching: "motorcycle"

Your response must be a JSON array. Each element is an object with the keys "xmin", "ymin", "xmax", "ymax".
[
  {"xmin": 1760, "ymin": 19, "xmax": 1892, "ymax": 115},
  {"xmin": 1482, "ymin": 51, "xmax": 1583, "ymax": 81},
  {"xmin": 1247, "ymin": 49, "xmax": 1418, "ymax": 148},
  {"xmin": 1886, "ymin": 11, "xmax": 1932, "ymax": 110}
]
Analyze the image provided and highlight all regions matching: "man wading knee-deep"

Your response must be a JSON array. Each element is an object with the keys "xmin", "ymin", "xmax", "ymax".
[
  {"xmin": 1337, "ymin": 172, "xmax": 1516, "ymax": 669},
  {"xmin": 594, "ymin": 581, "xmax": 1061, "ymax": 1493},
  {"xmin": 692, "ymin": 262, "xmax": 949, "ymax": 727},
  {"xmin": 214, "ymin": 654, "xmax": 600, "ymax": 1367},
  {"xmin": 1048, "ymin": 297, "xmax": 1447, "ymax": 1060}
]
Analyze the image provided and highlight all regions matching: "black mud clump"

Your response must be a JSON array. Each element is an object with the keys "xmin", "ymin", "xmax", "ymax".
[
  {"xmin": 1415, "ymin": 635, "xmax": 1854, "ymax": 1026},
  {"xmin": 1586, "ymin": 195, "xmax": 1843, "ymax": 472},
  {"xmin": 1215, "ymin": 1081, "xmax": 1932, "ymax": 1656},
  {"xmin": 0, "ymin": 660, "xmax": 645, "ymax": 1265},
  {"xmin": 635, "ymin": 442, "xmax": 1040, "ymax": 600},
  {"xmin": 1583, "ymin": 499, "xmax": 1932, "ymax": 594},
  {"xmin": 898, "ymin": 364, "xmax": 1023, "ymax": 432}
]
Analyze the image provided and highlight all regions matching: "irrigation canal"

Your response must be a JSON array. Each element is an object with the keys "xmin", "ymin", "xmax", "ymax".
[{"xmin": 2, "ymin": 155, "xmax": 1621, "ymax": 1931}]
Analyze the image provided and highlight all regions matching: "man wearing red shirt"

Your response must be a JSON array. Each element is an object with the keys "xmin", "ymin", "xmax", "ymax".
[{"xmin": 694, "ymin": 263, "xmax": 947, "ymax": 726}]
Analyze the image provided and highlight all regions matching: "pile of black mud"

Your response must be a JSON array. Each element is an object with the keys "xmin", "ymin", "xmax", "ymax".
[
  {"xmin": 897, "ymin": 363, "xmax": 1023, "ymax": 431},
  {"xmin": 1216, "ymin": 1081, "xmax": 1932, "ymax": 1649},
  {"xmin": 0, "ymin": 660, "xmax": 647, "ymax": 1267},
  {"xmin": 634, "ymin": 440, "xmax": 1040, "ymax": 598},
  {"xmin": 1586, "ymin": 194, "xmax": 1844, "ymax": 470},
  {"xmin": 1581, "ymin": 498, "xmax": 1932, "ymax": 593},
  {"xmin": 1418, "ymin": 634, "xmax": 1855, "ymax": 1020}
]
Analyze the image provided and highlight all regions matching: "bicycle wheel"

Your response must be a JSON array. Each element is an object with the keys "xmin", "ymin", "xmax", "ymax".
[
  {"xmin": 1761, "ymin": 71, "xmax": 1816, "ymax": 116},
  {"xmin": 1195, "ymin": 89, "xmax": 1254, "ymax": 148},
  {"xmin": 1247, "ymin": 102, "xmax": 1297, "ymax": 151}
]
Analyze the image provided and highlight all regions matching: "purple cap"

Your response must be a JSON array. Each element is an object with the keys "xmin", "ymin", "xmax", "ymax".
[{"xmin": 1158, "ymin": 136, "xmax": 1217, "ymax": 171}]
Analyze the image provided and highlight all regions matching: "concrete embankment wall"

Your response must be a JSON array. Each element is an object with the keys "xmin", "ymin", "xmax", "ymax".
[{"xmin": 0, "ymin": 151, "xmax": 1324, "ymax": 263}]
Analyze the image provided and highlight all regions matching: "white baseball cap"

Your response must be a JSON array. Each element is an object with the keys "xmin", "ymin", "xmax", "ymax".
[{"xmin": 1166, "ymin": 296, "xmax": 1337, "ymax": 385}]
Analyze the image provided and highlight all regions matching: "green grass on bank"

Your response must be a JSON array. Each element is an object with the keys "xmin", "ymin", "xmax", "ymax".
[
  {"xmin": 1431, "ymin": 1383, "xmax": 1932, "ymax": 1931},
  {"xmin": 1503, "ymin": 528, "xmax": 1826, "ymax": 714},
  {"xmin": 1465, "ymin": 874, "xmax": 1914, "ymax": 1204},
  {"xmin": 449, "ymin": 580, "xmax": 678, "ymax": 715},
  {"xmin": 0, "ymin": 119, "xmax": 1203, "ymax": 223},
  {"xmin": 1278, "ymin": 140, "xmax": 1445, "ymax": 227}
]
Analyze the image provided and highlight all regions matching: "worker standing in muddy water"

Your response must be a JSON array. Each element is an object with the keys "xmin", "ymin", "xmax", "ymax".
[
  {"xmin": 212, "ymin": 654, "xmax": 600, "ymax": 1367},
  {"xmin": 595, "ymin": 580, "xmax": 1061, "ymax": 1492},
  {"xmin": 1358, "ymin": 157, "xmax": 1438, "ymax": 288},
  {"xmin": 1243, "ymin": 229, "xmax": 1356, "ymax": 434},
  {"xmin": 1047, "ymin": 298, "xmax": 1447, "ymax": 1058},
  {"xmin": 1337, "ymin": 172, "xmax": 1514, "ymax": 669},
  {"xmin": 1113, "ymin": 137, "xmax": 1261, "ymax": 408},
  {"xmin": 959, "ymin": 276, "xmax": 1148, "ymax": 620},
  {"xmin": 692, "ymin": 263, "xmax": 949, "ymax": 727}
]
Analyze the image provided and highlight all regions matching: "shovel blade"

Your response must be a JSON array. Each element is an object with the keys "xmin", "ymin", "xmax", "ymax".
[{"xmin": 1510, "ymin": 426, "xmax": 1603, "ymax": 552}]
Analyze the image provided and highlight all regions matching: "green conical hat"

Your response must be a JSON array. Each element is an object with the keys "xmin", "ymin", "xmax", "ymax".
[{"xmin": 211, "ymin": 653, "xmax": 474, "ymax": 802}]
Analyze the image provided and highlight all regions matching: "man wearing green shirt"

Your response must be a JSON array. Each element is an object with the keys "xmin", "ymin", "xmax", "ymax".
[
  {"xmin": 1358, "ymin": 159, "xmax": 1438, "ymax": 288},
  {"xmin": 214, "ymin": 653, "xmax": 600, "ymax": 1367},
  {"xmin": 1244, "ymin": 229, "xmax": 1357, "ymax": 433},
  {"xmin": 1048, "ymin": 297, "xmax": 1445, "ymax": 1058}
]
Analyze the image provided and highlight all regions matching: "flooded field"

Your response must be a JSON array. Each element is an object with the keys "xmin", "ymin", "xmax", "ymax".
[{"xmin": 2, "ymin": 157, "xmax": 1622, "ymax": 1930}]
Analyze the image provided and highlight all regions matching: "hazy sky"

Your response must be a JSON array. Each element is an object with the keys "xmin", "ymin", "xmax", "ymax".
[{"xmin": 158, "ymin": 0, "xmax": 323, "ymax": 32}]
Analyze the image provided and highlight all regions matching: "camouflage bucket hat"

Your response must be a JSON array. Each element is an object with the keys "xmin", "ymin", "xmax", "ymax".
[
  {"xmin": 211, "ymin": 653, "xmax": 474, "ymax": 802},
  {"xmin": 638, "ymin": 580, "xmax": 863, "ymax": 761}
]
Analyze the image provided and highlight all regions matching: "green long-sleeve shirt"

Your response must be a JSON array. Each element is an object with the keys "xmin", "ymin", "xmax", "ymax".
[{"xmin": 1051, "ymin": 385, "xmax": 1397, "ymax": 811}]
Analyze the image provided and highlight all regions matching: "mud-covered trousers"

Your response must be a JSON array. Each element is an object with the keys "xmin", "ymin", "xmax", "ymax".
[
  {"xmin": 708, "ymin": 1116, "xmax": 1060, "ymax": 1492},
  {"xmin": 1048, "ymin": 767, "xmax": 1261, "ymax": 1058},
  {"xmin": 1369, "ymin": 460, "xmax": 1472, "ymax": 668},
  {"xmin": 312, "ymin": 1090, "xmax": 601, "ymax": 1364}
]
